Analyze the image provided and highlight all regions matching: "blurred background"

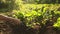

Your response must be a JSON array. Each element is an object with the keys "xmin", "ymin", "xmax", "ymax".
[{"xmin": 0, "ymin": 0, "xmax": 60, "ymax": 34}]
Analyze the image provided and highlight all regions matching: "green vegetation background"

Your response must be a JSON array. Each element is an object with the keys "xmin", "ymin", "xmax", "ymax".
[{"xmin": 0, "ymin": 0, "xmax": 60, "ymax": 32}]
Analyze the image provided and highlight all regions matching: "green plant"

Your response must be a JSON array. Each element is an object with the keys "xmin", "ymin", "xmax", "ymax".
[
  {"xmin": 12, "ymin": 4, "xmax": 60, "ymax": 30},
  {"xmin": 53, "ymin": 17, "xmax": 60, "ymax": 30}
]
